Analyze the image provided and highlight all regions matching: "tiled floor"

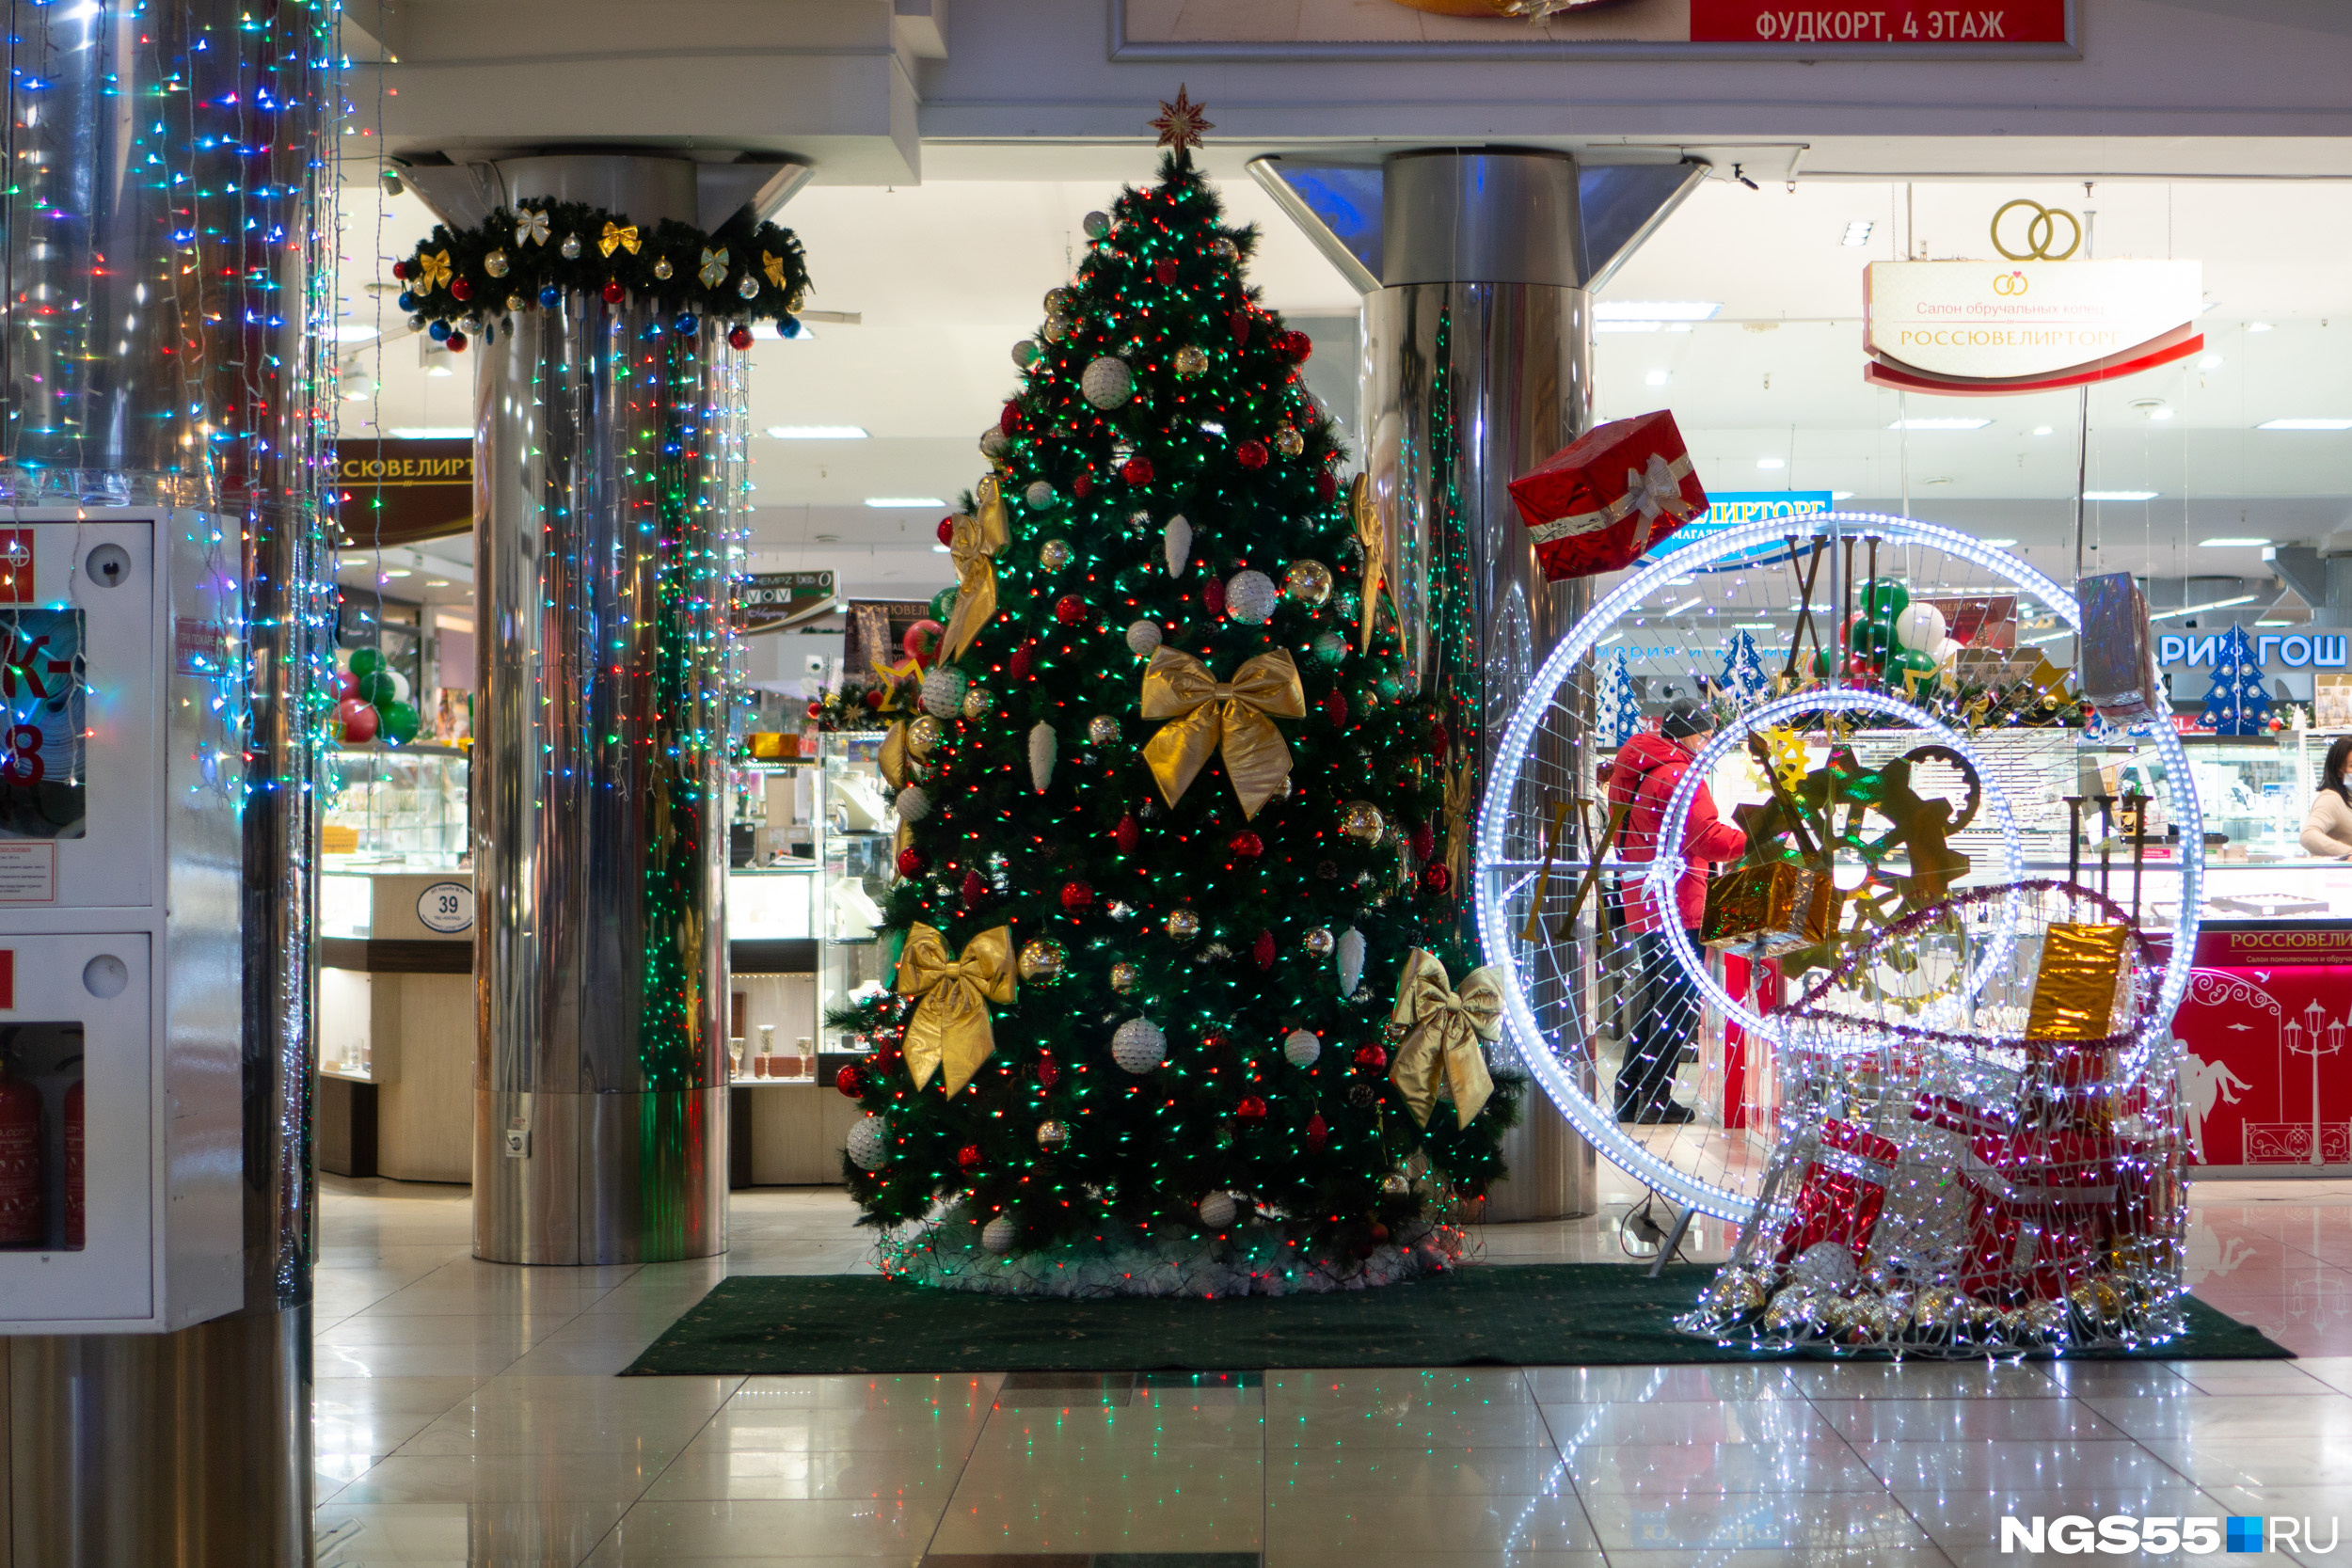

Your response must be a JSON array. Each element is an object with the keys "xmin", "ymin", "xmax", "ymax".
[{"xmin": 311, "ymin": 1175, "xmax": 2352, "ymax": 1566}]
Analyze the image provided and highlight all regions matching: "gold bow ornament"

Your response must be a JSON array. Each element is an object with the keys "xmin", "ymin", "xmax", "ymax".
[
  {"xmin": 1139, "ymin": 647, "xmax": 1306, "ymax": 820},
  {"xmin": 515, "ymin": 209, "xmax": 549, "ymax": 247},
  {"xmin": 1350, "ymin": 472, "xmax": 1393, "ymax": 654},
  {"xmin": 941, "ymin": 475, "xmax": 1011, "ymax": 659},
  {"xmin": 599, "ymin": 220, "xmax": 641, "ymax": 258},
  {"xmin": 762, "ymin": 249, "xmax": 790, "ymax": 289},
  {"xmin": 413, "ymin": 249, "xmax": 453, "ymax": 293},
  {"xmin": 698, "ymin": 245, "xmax": 730, "ymax": 289},
  {"xmin": 1388, "ymin": 948, "xmax": 1502, "ymax": 1129},
  {"xmin": 896, "ymin": 924, "xmax": 1018, "ymax": 1096},
  {"xmin": 1440, "ymin": 751, "xmax": 1475, "ymax": 890}
]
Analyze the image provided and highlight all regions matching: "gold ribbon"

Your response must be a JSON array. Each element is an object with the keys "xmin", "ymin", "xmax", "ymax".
[
  {"xmin": 763, "ymin": 250, "xmax": 789, "ymax": 289},
  {"xmin": 599, "ymin": 221, "xmax": 641, "ymax": 258},
  {"xmin": 878, "ymin": 721, "xmax": 912, "ymax": 791},
  {"xmin": 515, "ymin": 210, "xmax": 549, "ymax": 247},
  {"xmin": 414, "ymin": 249, "xmax": 452, "ymax": 293},
  {"xmin": 1139, "ymin": 647, "xmax": 1306, "ymax": 820},
  {"xmin": 940, "ymin": 475, "xmax": 1010, "ymax": 660},
  {"xmin": 698, "ymin": 245, "xmax": 730, "ymax": 289},
  {"xmin": 1351, "ymin": 472, "xmax": 1391, "ymax": 654},
  {"xmin": 1388, "ymin": 948, "xmax": 1502, "ymax": 1129},
  {"xmin": 1441, "ymin": 752, "xmax": 1474, "ymax": 890},
  {"xmin": 896, "ymin": 924, "xmax": 1017, "ymax": 1095}
]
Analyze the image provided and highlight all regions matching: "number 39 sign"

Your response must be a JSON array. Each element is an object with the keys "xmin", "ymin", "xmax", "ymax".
[{"xmin": 0, "ymin": 610, "xmax": 85, "ymax": 841}]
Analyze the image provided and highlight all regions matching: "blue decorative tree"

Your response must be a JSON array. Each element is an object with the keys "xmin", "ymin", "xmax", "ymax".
[
  {"xmin": 1597, "ymin": 651, "xmax": 1643, "ymax": 748},
  {"xmin": 1718, "ymin": 629, "xmax": 1771, "ymax": 707},
  {"xmin": 2200, "ymin": 626, "xmax": 2271, "ymax": 736}
]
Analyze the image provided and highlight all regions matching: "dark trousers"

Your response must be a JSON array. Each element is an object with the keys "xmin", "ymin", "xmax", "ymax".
[{"xmin": 1620, "ymin": 928, "xmax": 1698, "ymax": 1116}]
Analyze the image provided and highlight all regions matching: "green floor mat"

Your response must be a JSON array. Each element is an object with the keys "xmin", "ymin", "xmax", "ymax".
[{"xmin": 621, "ymin": 1263, "xmax": 2290, "ymax": 1376}]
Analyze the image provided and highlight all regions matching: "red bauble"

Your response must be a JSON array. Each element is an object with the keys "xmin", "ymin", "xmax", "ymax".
[
  {"xmin": 1076, "ymin": 473, "xmax": 1101, "ymax": 501},
  {"xmin": 1113, "ymin": 813, "xmax": 1140, "ymax": 854},
  {"xmin": 1323, "ymin": 689, "xmax": 1348, "ymax": 727},
  {"xmin": 1230, "ymin": 309, "xmax": 1252, "ymax": 344},
  {"xmin": 389, "ymin": 259, "xmax": 408, "ymax": 280},
  {"xmin": 1229, "ymin": 831, "xmax": 1263, "ymax": 860},
  {"xmin": 1000, "ymin": 402, "xmax": 1021, "ymax": 435},
  {"xmin": 602, "ymin": 280, "xmax": 625, "ymax": 304},
  {"xmin": 834, "ymin": 1064, "xmax": 864, "ymax": 1098},
  {"xmin": 1035, "ymin": 1053, "xmax": 1059, "ymax": 1089},
  {"xmin": 957, "ymin": 1144, "xmax": 983, "ymax": 1171},
  {"xmin": 804, "ymin": 700, "xmax": 822, "ymax": 719},
  {"xmin": 1315, "ymin": 471, "xmax": 1338, "ymax": 504},
  {"xmin": 336, "ymin": 698, "xmax": 379, "ymax": 743},
  {"xmin": 1411, "ymin": 823, "xmax": 1437, "ymax": 861},
  {"xmin": 1277, "ymin": 329, "xmax": 1313, "ymax": 363},
  {"xmin": 1009, "ymin": 642, "xmax": 1035, "ymax": 681},
  {"xmin": 446, "ymin": 331, "xmax": 468, "ymax": 353},
  {"xmin": 728, "ymin": 324, "xmax": 755, "ymax": 351},
  {"xmin": 1203, "ymin": 578, "xmax": 1226, "ymax": 618},
  {"xmin": 1054, "ymin": 594, "xmax": 1086, "ymax": 626},
  {"xmin": 1236, "ymin": 1095, "xmax": 1269, "ymax": 1122},
  {"xmin": 961, "ymin": 869, "xmax": 986, "ymax": 906},
  {"xmin": 936, "ymin": 516, "xmax": 956, "ymax": 546},
  {"xmin": 1121, "ymin": 455, "xmax": 1154, "ymax": 485},
  {"xmin": 897, "ymin": 847, "xmax": 926, "ymax": 877},
  {"xmin": 1059, "ymin": 880, "xmax": 1093, "ymax": 912},
  {"xmin": 1422, "ymin": 864, "xmax": 1452, "ymax": 895},
  {"xmin": 1305, "ymin": 1114, "xmax": 1328, "ymax": 1151},
  {"xmin": 861, "ymin": 688, "xmax": 884, "ymax": 708},
  {"xmin": 1354, "ymin": 1044, "xmax": 1388, "ymax": 1070},
  {"xmin": 450, "ymin": 277, "xmax": 472, "ymax": 302},
  {"xmin": 1370, "ymin": 1222, "xmax": 1390, "ymax": 1243},
  {"xmin": 1236, "ymin": 438, "xmax": 1269, "ymax": 470},
  {"xmin": 1251, "ymin": 930, "xmax": 1277, "ymax": 971},
  {"xmin": 1152, "ymin": 256, "xmax": 1179, "ymax": 284}
]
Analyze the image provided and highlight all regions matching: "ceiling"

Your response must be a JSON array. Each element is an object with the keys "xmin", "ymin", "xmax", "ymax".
[{"xmin": 332, "ymin": 165, "xmax": 2352, "ymax": 605}]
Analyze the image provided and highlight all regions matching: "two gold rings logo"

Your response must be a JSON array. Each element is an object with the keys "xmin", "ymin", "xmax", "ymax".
[
  {"xmin": 1992, "ymin": 198, "xmax": 2082, "ymax": 261},
  {"xmin": 1994, "ymin": 270, "xmax": 2029, "ymax": 296}
]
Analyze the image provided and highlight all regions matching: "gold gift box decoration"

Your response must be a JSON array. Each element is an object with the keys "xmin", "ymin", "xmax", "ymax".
[
  {"xmin": 1700, "ymin": 861, "xmax": 1840, "ymax": 958},
  {"xmin": 746, "ymin": 731, "xmax": 790, "ymax": 761},
  {"xmin": 2024, "ymin": 922, "xmax": 2132, "ymax": 1040}
]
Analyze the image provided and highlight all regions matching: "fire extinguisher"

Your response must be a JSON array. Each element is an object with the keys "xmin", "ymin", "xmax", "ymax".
[
  {"xmin": 0, "ymin": 1069, "xmax": 42, "ymax": 1246},
  {"xmin": 63, "ymin": 1079, "xmax": 83, "ymax": 1249}
]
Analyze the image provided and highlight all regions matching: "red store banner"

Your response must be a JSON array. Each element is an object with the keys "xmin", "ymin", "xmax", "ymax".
[
  {"xmin": 1689, "ymin": 2, "xmax": 2069, "ymax": 43},
  {"xmin": 2169, "ymin": 927, "xmax": 2352, "ymax": 1171}
]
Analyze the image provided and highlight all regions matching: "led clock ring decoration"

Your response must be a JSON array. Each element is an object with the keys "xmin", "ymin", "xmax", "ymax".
[{"xmin": 1471, "ymin": 513, "xmax": 2205, "ymax": 1228}]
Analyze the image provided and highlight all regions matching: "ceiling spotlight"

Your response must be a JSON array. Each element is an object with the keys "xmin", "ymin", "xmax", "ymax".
[
  {"xmin": 2249, "ymin": 322, "xmax": 2275, "ymax": 333},
  {"xmin": 1756, "ymin": 457, "xmax": 1786, "ymax": 470},
  {"xmin": 1645, "ymin": 369, "xmax": 1669, "ymax": 388},
  {"xmin": 1841, "ymin": 220, "xmax": 1874, "ymax": 247}
]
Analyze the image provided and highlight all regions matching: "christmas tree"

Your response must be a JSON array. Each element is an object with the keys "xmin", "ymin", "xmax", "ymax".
[
  {"xmin": 2199, "ymin": 626, "xmax": 2271, "ymax": 735},
  {"xmin": 834, "ymin": 95, "xmax": 1518, "ymax": 1293},
  {"xmin": 1597, "ymin": 651, "xmax": 1643, "ymax": 747},
  {"xmin": 1718, "ymin": 629, "xmax": 1771, "ymax": 706}
]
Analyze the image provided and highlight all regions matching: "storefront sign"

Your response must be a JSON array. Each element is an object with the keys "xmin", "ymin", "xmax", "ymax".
[
  {"xmin": 735, "ymin": 571, "xmax": 837, "ymax": 634},
  {"xmin": 1864, "ymin": 258, "xmax": 2202, "ymax": 394},
  {"xmin": 2160, "ymin": 631, "xmax": 2349, "ymax": 671},
  {"xmin": 1645, "ymin": 491, "xmax": 1833, "ymax": 572},
  {"xmin": 334, "ymin": 439, "xmax": 473, "ymax": 549},
  {"xmin": 2170, "ymin": 931, "xmax": 2352, "ymax": 1170},
  {"xmin": 1114, "ymin": 0, "xmax": 2072, "ymax": 54}
]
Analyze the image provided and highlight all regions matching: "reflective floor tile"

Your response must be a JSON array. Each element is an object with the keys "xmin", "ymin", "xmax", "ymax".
[
  {"xmin": 1263, "ymin": 1369, "xmax": 1534, "ymax": 1409},
  {"xmin": 1782, "ymin": 1362, "xmax": 2062, "ymax": 1400},
  {"xmin": 2139, "ymin": 1435, "xmax": 2352, "ymax": 1490},
  {"xmin": 1890, "ymin": 1482, "xmax": 2224, "ymax": 1555},
  {"xmin": 1854, "ymin": 1438, "xmax": 2194, "ymax": 1493},
  {"xmin": 585, "ymin": 1497, "xmax": 939, "ymax": 1559},
  {"xmin": 691, "ymin": 1402, "xmax": 996, "ymax": 1456},
  {"xmin": 1262, "ymin": 1491, "xmax": 1595, "ymax": 1553},
  {"xmin": 1267, "ymin": 1446, "xmax": 1570, "ymax": 1497},
  {"xmin": 1275, "ymin": 1404, "xmax": 1558, "ymax": 1451},
  {"xmin": 2078, "ymin": 1391, "xmax": 2352, "ymax": 1443},
  {"xmin": 1539, "ymin": 1398, "xmax": 1836, "ymax": 1448},
  {"xmin": 1263, "ymin": 1546, "xmax": 1602, "ymax": 1568},
  {"xmin": 1809, "ymin": 1397, "xmax": 2126, "ymax": 1443},
  {"xmin": 312, "ymin": 1499, "xmax": 628, "ymax": 1565},
  {"xmin": 1521, "ymin": 1364, "xmax": 1799, "ymax": 1403},
  {"xmin": 1576, "ymin": 1491, "xmax": 1932, "ymax": 1554},
  {"xmin": 1603, "ymin": 1553, "xmax": 1955, "ymax": 1568},
  {"xmin": 334, "ymin": 1452, "xmax": 672, "ymax": 1506},
  {"xmin": 644, "ymin": 1438, "xmax": 966, "ymax": 1504},
  {"xmin": 736, "ymin": 1373, "xmax": 1004, "ymax": 1410},
  {"xmin": 929, "ymin": 1489, "xmax": 1263, "ymax": 1555},
  {"xmin": 1560, "ymin": 1440, "xmax": 1883, "ymax": 1495}
]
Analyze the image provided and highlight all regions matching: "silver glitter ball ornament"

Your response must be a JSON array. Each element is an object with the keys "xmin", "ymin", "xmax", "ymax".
[
  {"xmin": 738, "ymin": 275, "xmax": 762, "ymax": 299},
  {"xmin": 845, "ymin": 1116, "xmax": 888, "ymax": 1171},
  {"xmin": 1080, "ymin": 356, "xmax": 1135, "ymax": 409},
  {"xmin": 559, "ymin": 233, "xmax": 582, "ymax": 260},
  {"xmin": 1125, "ymin": 620, "xmax": 1163, "ymax": 657},
  {"xmin": 1083, "ymin": 211, "xmax": 1110, "ymax": 239},
  {"xmin": 1281, "ymin": 1029, "xmax": 1321, "ymax": 1069},
  {"xmin": 1110, "ymin": 1018, "xmax": 1167, "ymax": 1073},
  {"xmin": 1224, "ymin": 569, "xmax": 1279, "ymax": 625},
  {"xmin": 1023, "ymin": 480, "xmax": 1057, "ymax": 511},
  {"xmin": 919, "ymin": 665, "xmax": 968, "ymax": 720},
  {"xmin": 1197, "ymin": 1191, "xmax": 1238, "ymax": 1228},
  {"xmin": 1087, "ymin": 715, "xmax": 1120, "ymax": 745}
]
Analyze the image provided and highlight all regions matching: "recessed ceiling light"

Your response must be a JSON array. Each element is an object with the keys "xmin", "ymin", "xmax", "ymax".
[
  {"xmin": 1841, "ymin": 220, "xmax": 1874, "ymax": 247},
  {"xmin": 1597, "ymin": 321, "xmax": 1662, "ymax": 334},
  {"xmin": 424, "ymin": 578, "xmax": 450, "ymax": 587},
  {"xmin": 329, "ymin": 323, "xmax": 379, "ymax": 342},
  {"xmin": 1733, "ymin": 622, "xmax": 1777, "ymax": 630},
  {"xmin": 1888, "ymin": 418, "xmax": 1992, "ymax": 431},
  {"xmin": 1831, "ymin": 491, "xmax": 1855, "ymax": 500},
  {"xmin": 2249, "ymin": 322, "xmax": 2275, "ymax": 332},
  {"xmin": 2257, "ymin": 619, "xmax": 2293, "ymax": 626},
  {"xmin": 2198, "ymin": 354, "xmax": 2225, "ymax": 371},
  {"xmin": 425, "ymin": 364, "xmax": 453, "ymax": 378},
  {"xmin": 768, "ymin": 425, "xmax": 868, "ymax": 439},
  {"xmin": 930, "ymin": 544, "xmax": 951, "ymax": 554},
  {"xmin": 2033, "ymin": 425, "xmax": 2055, "ymax": 436},
  {"xmin": 1756, "ymin": 457, "xmax": 1786, "ymax": 470},
  {"xmin": 2259, "ymin": 418, "xmax": 2352, "ymax": 431},
  {"xmin": 381, "ymin": 568, "xmax": 412, "ymax": 578},
  {"xmin": 1597, "ymin": 301, "xmax": 1721, "ymax": 322},
  {"xmin": 1645, "ymin": 369, "xmax": 1669, "ymax": 387},
  {"xmin": 2084, "ymin": 490, "xmax": 2158, "ymax": 502},
  {"xmin": 1981, "ymin": 538, "xmax": 2019, "ymax": 547},
  {"xmin": 2150, "ymin": 594, "xmax": 2259, "ymax": 621},
  {"xmin": 864, "ymin": 497, "xmax": 947, "ymax": 509},
  {"xmin": 2198, "ymin": 536, "xmax": 2270, "ymax": 547},
  {"xmin": 387, "ymin": 426, "xmax": 472, "ymax": 439}
]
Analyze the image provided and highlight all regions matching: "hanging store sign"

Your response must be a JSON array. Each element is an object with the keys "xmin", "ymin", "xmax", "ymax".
[
  {"xmin": 1643, "ymin": 492, "xmax": 1833, "ymax": 573},
  {"xmin": 333, "ymin": 439, "xmax": 474, "ymax": 549},
  {"xmin": 735, "ymin": 571, "xmax": 837, "ymax": 634},
  {"xmin": 1114, "ymin": 0, "xmax": 2072, "ymax": 55},
  {"xmin": 1864, "ymin": 258, "xmax": 2202, "ymax": 395},
  {"xmin": 2160, "ymin": 631, "xmax": 2349, "ymax": 671}
]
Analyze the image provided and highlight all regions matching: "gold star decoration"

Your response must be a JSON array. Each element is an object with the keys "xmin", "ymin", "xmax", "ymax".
[{"xmin": 1150, "ymin": 87, "xmax": 1213, "ymax": 157}]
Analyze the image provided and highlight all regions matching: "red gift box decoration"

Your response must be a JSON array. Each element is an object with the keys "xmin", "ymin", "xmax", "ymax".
[
  {"xmin": 1955, "ymin": 1129, "xmax": 2119, "ymax": 1299},
  {"xmin": 1772, "ymin": 1117, "xmax": 1900, "ymax": 1268},
  {"xmin": 1507, "ymin": 410, "xmax": 1708, "ymax": 581}
]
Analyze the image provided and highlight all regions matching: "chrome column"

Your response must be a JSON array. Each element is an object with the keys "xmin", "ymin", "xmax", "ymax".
[
  {"xmin": 1255, "ymin": 150, "xmax": 1705, "ymax": 1223},
  {"xmin": 0, "ymin": 0, "xmax": 331, "ymax": 1559},
  {"xmin": 450, "ymin": 157, "xmax": 736, "ymax": 1265}
]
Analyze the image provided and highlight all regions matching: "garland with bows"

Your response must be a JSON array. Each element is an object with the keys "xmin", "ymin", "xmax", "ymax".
[{"xmin": 393, "ymin": 199, "xmax": 811, "ymax": 338}]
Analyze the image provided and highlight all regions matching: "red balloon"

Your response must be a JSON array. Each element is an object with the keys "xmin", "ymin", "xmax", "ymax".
[
  {"xmin": 902, "ymin": 619, "xmax": 945, "ymax": 667},
  {"xmin": 334, "ymin": 672, "xmax": 358, "ymax": 701},
  {"xmin": 337, "ymin": 698, "xmax": 379, "ymax": 743}
]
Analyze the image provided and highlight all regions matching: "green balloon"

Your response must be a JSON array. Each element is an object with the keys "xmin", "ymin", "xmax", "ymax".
[
  {"xmin": 357, "ymin": 669, "xmax": 401, "ymax": 707},
  {"xmin": 929, "ymin": 585, "xmax": 959, "ymax": 623},
  {"xmin": 376, "ymin": 700, "xmax": 421, "ymax": 745},
  {"xmin": 1862, "ymin": 578, "xmax": 1910, "ymax": 619},
  {"xmin": 1848, "ymin": 617, "xmax": 1894, "ymax": 658},
  {"xmin": 348, "ymin": 647, "xmax": 381, "ymax": 678},
  {"xmin": 1811, "ymin": 646, "xmax": 1836, "ymax": 677}
]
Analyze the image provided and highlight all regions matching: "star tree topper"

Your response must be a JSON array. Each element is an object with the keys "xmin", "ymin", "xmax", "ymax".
[{"xmin": 1151, "ymin": 87, "xmax": 1214, "ymax": 161}]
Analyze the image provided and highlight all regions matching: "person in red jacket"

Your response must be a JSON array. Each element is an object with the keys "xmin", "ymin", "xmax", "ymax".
[{"xmin": 1603, "ymin": 700, "xmax": 1747, "ymax": 1123}]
